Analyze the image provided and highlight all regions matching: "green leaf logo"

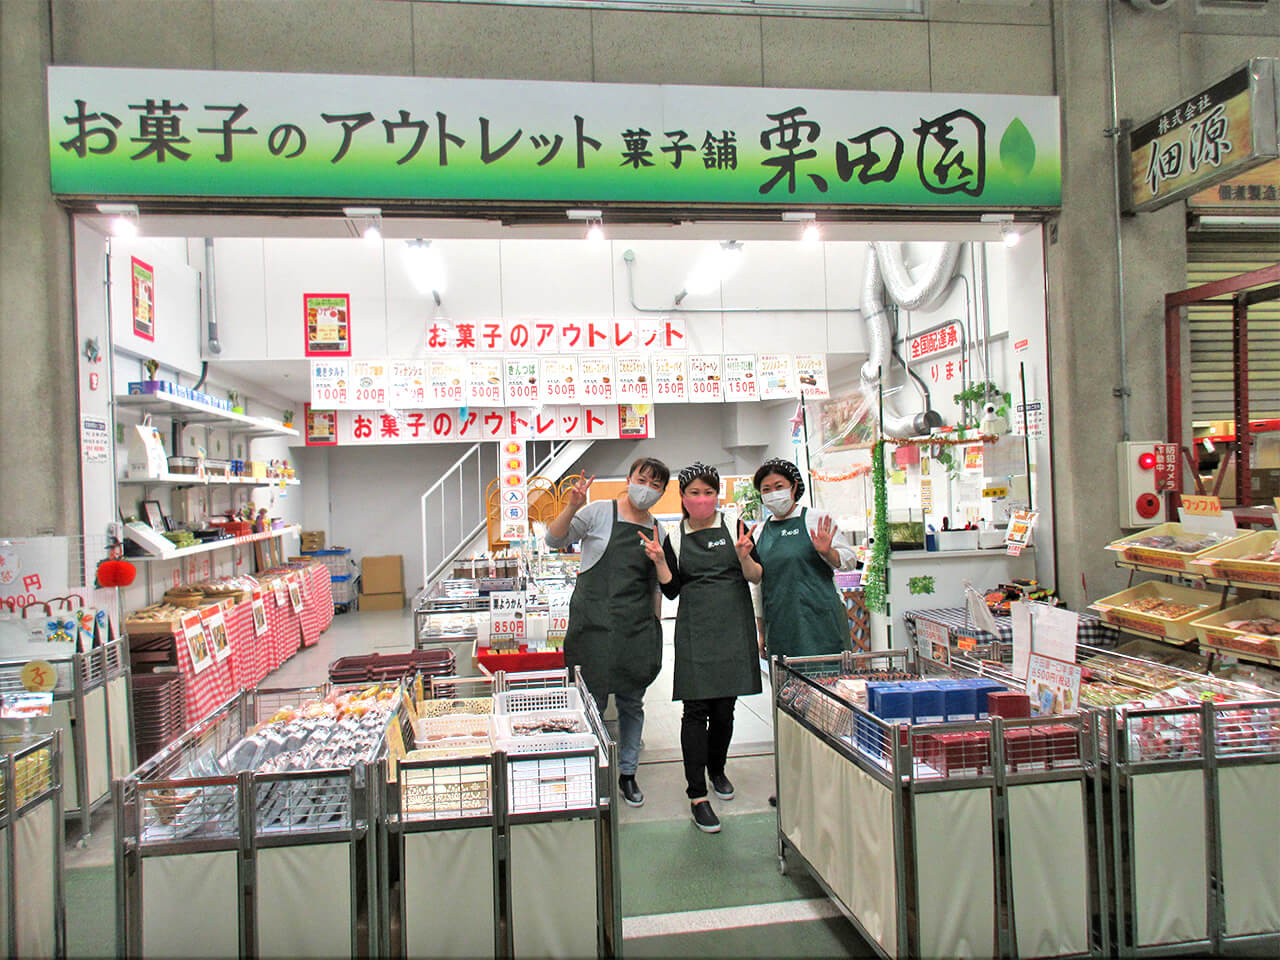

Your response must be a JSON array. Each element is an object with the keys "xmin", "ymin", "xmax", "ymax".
[{"xmin": 999, "ymin": 118, "xmax": 1037, "ymax": 182}]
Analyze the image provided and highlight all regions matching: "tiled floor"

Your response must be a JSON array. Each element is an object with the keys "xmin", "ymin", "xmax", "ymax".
[{"xmin": 61, "ymin": 605, "xmax": 874, "ymax": 957}]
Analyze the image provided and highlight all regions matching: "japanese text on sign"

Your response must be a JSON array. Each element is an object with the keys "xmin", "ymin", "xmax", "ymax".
[{"xmin": 907, "ymin": 320, "xmax": 963, "ymax": 362}]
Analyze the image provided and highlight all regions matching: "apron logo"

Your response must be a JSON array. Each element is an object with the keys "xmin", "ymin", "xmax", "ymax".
[
  {"xmin": 780, "ymin": 529, "xmax": 801, "ymax": 536},
  {"xmin": 705, "ymin": 538, "xmax": 727, "ymax": 548}
]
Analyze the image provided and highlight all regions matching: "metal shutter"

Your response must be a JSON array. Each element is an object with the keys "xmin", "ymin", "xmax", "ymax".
[{"xmin": 1186, "ymin": 237, "xmax": 1280, "ymax": 423}]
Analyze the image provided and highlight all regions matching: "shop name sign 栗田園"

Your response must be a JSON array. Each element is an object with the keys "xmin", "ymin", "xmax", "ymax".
[
  {"xmin": 48, "ymin": 66, "xmax": 1061, "ymax": 207},
  {"xmin": 1125, "ymin": 57, "xmax": 1279, "ymax": 214}
]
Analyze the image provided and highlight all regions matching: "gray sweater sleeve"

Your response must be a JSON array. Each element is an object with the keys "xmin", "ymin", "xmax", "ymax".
[{"xmin": 543, "ymin": 501, "xmax": 614, "ymax": 573}]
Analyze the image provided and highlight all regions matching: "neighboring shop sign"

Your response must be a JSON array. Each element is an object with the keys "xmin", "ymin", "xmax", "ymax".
[
  {"xmin": 1190, "ymin": 155, "xmax": 1280, "ymax": 209},
  {"xmin": 48, "ymin": 67, "xmax": 1062, "ymax": 207},
  {"xmin": 131, "ymin": 256, "xmax": 154, "ymax": 341},
  {"xmin": 303, "ymin": 292, "xmax": 350, "ymax": 356},
  {"xmin": 498, "ymin": 440, "xmax": 528, "ymax": 543},
  {"xmin": 907, "ymin": 320, "xmax": 963, "ymax": 362},
  {"xmin": 1125, "ymin": 58, "xmax": 1279, "ymax": 213},
  {"xmin": 316, "ymin": 404, "xmax": 647, "ymax": 446}
]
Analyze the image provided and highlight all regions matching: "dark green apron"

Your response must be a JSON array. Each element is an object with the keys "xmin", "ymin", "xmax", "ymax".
[
  {"xmin": 563, "ymin": 500, "xmax": 662, "ymax": 699},
  {"xmin": 672, "ymin": 516, "xmax": 763, "ymax": 702},
  {"xmin": 757, "ymin": 507, "xmax": 848, "ymax": 658}
]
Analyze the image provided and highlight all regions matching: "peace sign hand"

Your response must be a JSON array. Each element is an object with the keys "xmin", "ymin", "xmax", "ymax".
[
  {"xmin": 568, "ymin": 475, "xmax": 594, "ymax": 511},
  {"xmin": 637, "ymin": 523, "xmax": 666, "ymax": 567},
  {"xmin": 811, "ymin": 514, "xmax": 837, "ymax": 555},
  {"xmin": 735, "ymin": 519, "xmax": 755, "ymax": 561}
]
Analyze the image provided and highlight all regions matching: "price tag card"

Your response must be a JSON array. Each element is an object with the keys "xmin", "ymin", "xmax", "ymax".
[
  {"xmin": 430, "ymin": 357, "xmax": 468, "ymax": 406},
  {"xmin": 1180, "ymin": 494, "xmax": 1222, "ymax": 517},
  {"xmin": 251, "ymin": 596, "xmax": 269, "ymax": 636},
  {"xmin": 758, "ymin": 354, "xmax": 796, "ymax": 400},
  {"xmin": 468, "ymin": 357, "xmax": 504, "ymax": 406},
  {"xmin": 272, "ymin": 579, "xmax": 289, "ymax": 608},
  {"xmin": 288, "ymin": 575, "xmax": 305, "ymax": 613},
  {"xmin": 489, "ymin": 590, "xmax": 527, "ymax": 648},
  {"xmin": 1026, "ymin": 653, "xmax": 1082, "ymax": 715},
  {"xmin": 504, "ymin": 357, "xmax": 541, "ymax": 405},
  {"xmin": 181, "ymin": 611, "xmax": 214, "ymax": 675},
  {"xmin": 723, "ymin": 354, "xmax": 759, "ymax": 401},
  {"xmin": 350, "ymin": 360, "xmax": 389, "ymax": 409},
  {"xmin": 795, "ymin": 354, "xmax": 830, "ymax": 399},
  {"xmin": 546, "ymin": 591, "xmax": 570, "ymax": 651},
  {"xmin": 1006, "ymin": 510, "xmax": 1038, "ymax": 556},
  {"xmin": 310, "ymin": 359, "xmax": 350, "ymax": 408},
  {"xmin": 615, "ymin": 355, "xmax": 652, "ymax": 404},
  {"xmin": 579, "ymin": 357, "xmax": 616, "ymax": 403},
  {"xmin": 541, "ymin": 356, "xmax": 579, "ymax": 403},
  {"xmin": 651, "ymin": 354, "xmax": 688, "ymax": 402},
  {"xmin": 390, "ymin": 359, "xmax": 428, "ymax": 409},
  {"xmin": 201, "ymin": 607, "xmax": 232, "ymax": 662},
  {"xmin": 689, "ymin": 355, "xmax": 723, "ymax": 403}
]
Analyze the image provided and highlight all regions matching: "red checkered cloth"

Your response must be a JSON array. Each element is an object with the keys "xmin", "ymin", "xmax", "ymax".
[
  {"xmin": 268, "ymin": 583, "xmax": 302, "ymax": 668},
  {"xmin": 174, "ymin": 615, "xmax": 231, "ymax": 726},
  {"xmin": 225, "ymin": 601, "xmax": 256, "ymax": 693},
  {"xmin": 299, "ymin": 565, "xmax": 332, "ymax": 646}
]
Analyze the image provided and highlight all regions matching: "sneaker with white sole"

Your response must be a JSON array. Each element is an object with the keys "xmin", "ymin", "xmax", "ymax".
[
  {"xmin": 691, "ymin": 801, "xmax": 721, "ymax": 833},
  {"xmin": 619, "ymin": 775, "xmax": 644, "ymax": 807},
  {"xmin": 710, "ymin": 773, "xmax": 735, "ymax": 800}
]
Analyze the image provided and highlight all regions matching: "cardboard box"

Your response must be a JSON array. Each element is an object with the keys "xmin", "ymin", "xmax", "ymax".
[
  {"xmin": 300, "ymin": 530, "xmax": 326, "ymax": 549},
  {"xmin": 359, "ymin": 591, "xmax": 405, "ymax": 612},
  {"xmin": 362, "ymin": 555, "xmax": 404, "ymax": 594}
]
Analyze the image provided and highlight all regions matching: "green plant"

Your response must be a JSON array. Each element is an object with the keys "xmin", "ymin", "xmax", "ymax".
[
  {"xmin": 733, "ymin": 482, "xmax": 763, "ymax": 523},
  {"xmin": 953, "ymin": 380, "xmax": 1012, "ymax": 430},
  {"xmin": 907, "ymin": 575, "xmax": 935, "ymax": 596},
  {"xmin": 864, "ymin": 440, "xmax": 890, "ymax": 615}
]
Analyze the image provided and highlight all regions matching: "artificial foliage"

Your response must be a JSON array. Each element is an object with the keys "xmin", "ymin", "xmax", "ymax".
[
  {"xmin": 907, "ymin": 575, "xmax": 935, "ymax": 596},
  {"xmin": 864, "ymin": 439, "xmax": 890, "ymax": 614}
]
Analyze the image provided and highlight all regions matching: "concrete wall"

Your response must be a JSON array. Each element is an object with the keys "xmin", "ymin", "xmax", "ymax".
[{"xmin": 4, "ymin": 0, "xmax": 1280, "ymax": 607}]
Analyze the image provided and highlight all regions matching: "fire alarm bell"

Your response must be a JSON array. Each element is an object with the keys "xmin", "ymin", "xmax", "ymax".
[{"xmin": 1117, "ymin": 442, "xmax": 1179, "ymax": 527}]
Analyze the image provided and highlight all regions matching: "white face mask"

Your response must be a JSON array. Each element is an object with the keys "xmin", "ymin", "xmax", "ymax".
[
  {"xmin": 627, "ymin": 482, "xmax": 662, "ymax": 511},
  {"xmin": 761, "ymin": 489, "xmax": 794, "ymax": 517}
]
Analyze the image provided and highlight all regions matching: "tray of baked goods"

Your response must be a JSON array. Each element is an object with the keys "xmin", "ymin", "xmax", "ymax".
[
  {"xmin": 1106, "ymin": 523, "xmax": 1245, "ymax": 573},
  {"xmin": 1091, "ymin": 581, "xmax": 1219, "ymax": 643},
  {"xmin": 1191, "ymin": 598, "xmax": 1280, "ymax": 664},
  {"xmin": 1191, "ymin": 530, "xmax": 1280, "ymax": 589},
  {"xmin": 125, "ymin": 597, "xmax": 236, "ymax": 638}
]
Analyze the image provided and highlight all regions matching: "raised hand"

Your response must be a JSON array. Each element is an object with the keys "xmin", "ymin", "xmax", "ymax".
[
  {"xmin": 735, "ymin": 518, "xmax": 755, "ymax": 561},
  {"xmin": 567, "ymin": 474, "xmax": 594, "ymax": 511},
  {"xmin": 811, "ymin": 514, "xmax": 837, "ymax": 555},
  {"xmin": 637, "ymin": 522, "xmax": 666, "ymax": 566}
]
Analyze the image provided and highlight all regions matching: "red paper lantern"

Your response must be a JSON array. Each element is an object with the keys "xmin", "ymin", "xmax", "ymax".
[{"xmin": 97, "ymin": 559, "xmax": 137, "ymax": 588}]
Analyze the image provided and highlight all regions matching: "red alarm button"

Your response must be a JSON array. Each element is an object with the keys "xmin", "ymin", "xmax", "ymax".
[
  {"xmin": 1136, "ymin": 493, "xmax": 1161, "ymax": 519},
  {"xmin": 1138, "ymin": 452, "xmax": 1156, "ymax": 470}
]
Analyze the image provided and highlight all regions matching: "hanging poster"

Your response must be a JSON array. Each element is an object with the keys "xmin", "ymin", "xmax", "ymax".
[
  {"xmin": 615, "ymin": 355, "xmax": 652, "ymax": 404},
  {"xmin": 758, "ymin": 354, "xmax": 796, "ymax": 400},
  {"xmin": 689, "ymin": 355, "xmax": 723, "ymax": 403},
  {"xmin": 650, "ymin": 354, "xmax": 687, "ymax": 402},
  {"xmin": 389, "ymin": 359, "xmax": 427, "ymax": 409},
  {"xmin": 303, "ymin": 293, "xmax": 351, "ymax": 357},
  {"xmin": 541, "ymin": 356, "xmax": 579, "ymax": 404},
  {"xmin": 303, "ymin": 404, "xmax": 337, "ymax": 446},
  {"xmin": 504, "ymin": 357, "xmax": 541, "ymax": 405},
  {"xmin": 619, "ymin": 404, "xmax": 654, "ymax": 439},
  {"xmin": 287, "ymin": 575, "xmax": 305, "ymax": 613},
  {"xmin": 498, "ymin": 440, "xmax": 528, "ymax": 543},
  {"xmin": 467, "ymin": 357, "xmax": 504, "ymax": 406},
  {"xmin": 251, "ymin": 595, "xmax": 269, "ymax": 636},
  {"xmin": 311, "ymin": 359, "xmax": 350, "ymax": 408},
  {"xmin": 795, "ymin": 354, "xmax": 830, "ymax": 399},
  {"xmin": 429, "ymin": 356, "xmax": 468, "ymax": 406},
  {"xmin": 723, "ymin": 354, "xmax": 759, "ymax": 402},
  {"xmin": 181, "ymin": 612, "xmax": 214, "ymax": 676},
  {"xmin": 81, "ymin": 415, "xmax": 109, "ymax": 464},
  {"xmin": 350, "ymin": 360, "xmax": 389, "ymax": 409},
  {"xmin": 201, "ymin": 607, "xmax": 232, "ymax": 663},
  {"xmin": 131, "ymin": 256, "xmax": 155, "ymax": 342},
  {"xmin": 579, "ymin": 356, "xmax": 616, "ymax": 403}
]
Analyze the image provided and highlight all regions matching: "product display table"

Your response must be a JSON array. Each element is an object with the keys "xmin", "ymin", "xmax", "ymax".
[{"xmin": 904, "ymin": 606, "xmax": 1118, "ymax": 650}]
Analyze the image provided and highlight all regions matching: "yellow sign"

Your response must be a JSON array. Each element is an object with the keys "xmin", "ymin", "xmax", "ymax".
[
  {"xmin": 982, "ymin": 486, "xmax": 1009, "ymax": 499},
  {"xmin": 1181, "ymin": 494, "xmax": 1223, "ymax": 517},
  {"xmin": 21, "ymin": 660, "xmax": 57, "ymax": 693}
]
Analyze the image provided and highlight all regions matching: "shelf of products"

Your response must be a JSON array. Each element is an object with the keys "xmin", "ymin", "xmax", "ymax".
[
  {"xmin": 114, "ymin": 392, "xmax": 299, "ymax": 439},
  {"xmin": 118, "ymin": 473, "xmax": 299, "ymax": 487},
  {"xmin": 123, "ymin": 522, "xmax": 300, "ymax": 561}
]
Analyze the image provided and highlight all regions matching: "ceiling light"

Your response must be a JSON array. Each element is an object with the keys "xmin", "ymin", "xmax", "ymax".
[
  {"xmin": 565, "ymin": 208, "xmax": 602, "ymax": 221},
  {"xmin": 97, "ymin": 202, "xmax": 140, "ymax": 238},
  {"xmin": 585, "ymin": 220, "xmax": 605, "ymax": 243},
  {"xmin": 402, "ymin": 239, "xmax": 446, "ymax": 303},
  {"xmin": 344, "ymin": 206, "xmax": 382, "ymax": 245},
  {"xmin": 802, "ymin": 222, "xmax": 821, "ymax": 243},
  {"xmin": 1001, "ymin": 223, "xmax": 1021, "ymax": 247},
  {"xmin": 678, "ymin": 240, "xmax": 744, "ymax": 302},
  {"xmin": 781, "ymin": 211, "xmax": 820, "ymax": 242}
]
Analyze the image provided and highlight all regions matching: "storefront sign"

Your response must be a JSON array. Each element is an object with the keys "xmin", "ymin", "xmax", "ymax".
[
  {"xmin": 615, "ymin": 355, "xmax": 652, "ymax": 404},
  {"xmin": 1025, "ymin": 653, "xmax": 1081, "ymax": 715},
  {"xmin": 1190, "ymin": 156, "xmax": 1280, "ymax": 209},
  {"xmin": 131, "ymin": 256, "xmax": 154, "ymax": 341},
  {"xmin": 758, "ymin": 354, "xmax": 795, "ymax": 400},
  {"xmin": 0, "ymin": 692, "xmax": 53, "ymax": 719},
  {"xmin": 48, "ymin": 67, "xmax": 1062, "ymax": 207},
  {"xmin": 723, "ymin": 354, "xmax": 759, "ymax": 401},
  {"xmin": 498, "ymin": 440, "xmax": 528, "ymax": 542},
  {"xmin": 350, "ymin": 360, "xmax": 388, "ymax": 408},
  {"xmin": 907, "ymin": 320, "xmax": 963, "ymax": 362},
  {"xmin": 322, "ymin": 404, "xmax": 633, "ymax": 445},
  {"xmin": 1125, "ymin": 58, "xmax": 1278, "ymax": 213},
  {"xmin": 795, "ymin": 354, "xmax": 829, "ymax": 399},
  {"xmin": 651, "ymin": 354, "xmax": 688, "ymax": 402},
  {"xmin": 311, "ymin": 359, "xmax": 350, "ymax": 408},
  {"xmin": 303, "ymin": 293, "xmax": 350, "ymax": 356},
  {"xmin": 20, "ymin": 660, "xmax": 57, "ymax": 693},
  {"xmin": 541, "ymin": 356, "xmax": 579, "ymax": 403},
  {"xmin": 689, "ymin": 355, "xmax": 723, "ymax": 403}
]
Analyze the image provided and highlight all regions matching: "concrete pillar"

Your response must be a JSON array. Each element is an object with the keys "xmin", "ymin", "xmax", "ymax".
[{"xmin": 0, "ymin": 0, "xmax": 79, "ymax": 537}]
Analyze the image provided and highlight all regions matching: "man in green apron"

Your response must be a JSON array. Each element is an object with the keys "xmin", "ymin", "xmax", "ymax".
[{"xmin": 545, "ymin": 458, "xmax": 669, "ymax": 807}]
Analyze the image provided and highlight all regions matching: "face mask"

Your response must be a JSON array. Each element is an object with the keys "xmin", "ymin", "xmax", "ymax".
[
  {"xmin": 627, "ymin": 482, "xmax": 662, "ymax": 511},
  {"xmin": 682, "ymin": 494, "xmax": 717, "ymax": 521},
  {"xmin": 761, "ymin": 489, "xmax": 794, "ymax": 517}
]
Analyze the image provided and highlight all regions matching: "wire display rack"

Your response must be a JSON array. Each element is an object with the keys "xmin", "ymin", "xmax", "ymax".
[{"xmin": 1, "ymin": 731, "xmax": 64, "ymax": 959}]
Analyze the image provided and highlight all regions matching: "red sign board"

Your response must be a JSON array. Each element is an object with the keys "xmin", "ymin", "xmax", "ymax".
[
  {"xmin": 1153, "ymin": 442, "xmax": 1179, "ymax": 492},
  {"xmin": 907, "ymin": 321, "xmax": 962, "ymax": 362}
]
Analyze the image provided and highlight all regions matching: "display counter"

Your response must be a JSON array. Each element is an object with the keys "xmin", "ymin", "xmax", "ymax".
[{"xmin": 2, "ymin": 731, "xmax": 64, "ymax": 958}]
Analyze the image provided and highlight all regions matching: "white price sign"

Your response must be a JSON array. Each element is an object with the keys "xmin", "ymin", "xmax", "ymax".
[
  {"xmin": 541, "ymin": 356, "xmax": 579, "ymax": 403},
  {"xmin": 430, "ymin": 357, "xmax": 468, "ymax": 406},
  {"xmin": 468, "ymin": 358, "xmax": 504, "ymax": 405},
  {"xmin": 547, "ymin": 592, "xmax": 570, "ymax": 651},
  {"xmin": 689, "ymin": 355, "xmax": 723, "ymax": 403},
  {"xmin": 651, "ymin": 354, "xmax": 688, "ymax": 401},
  {"xmin": 615, "ymin": 355, "xmax": 652, "ymax": 404},
  {"xmin": 795, "ymin": 354, "xmax": 830, "ymax": 399},
  {"xmin": 758, "ymin": 354, "xmax": 796, "ymax": 400},
  {"xmin": 723, "ymin": 354, "xmax": 759, "ymax": 401},
  {"xmin": 489, "ymin": 590, "xmax": 527, "ymax": 642},
  {"xmin": 579, "ymin": 356, "xmax": 615, "ymax": 402},
  {"xmin": 390, "ymin": 359, "xmax": 428, "ymax": 408},
  {"xmin": 504, "ymin": 357, "xmax": 541, "ymax": 404},
  {"xmin": 311, "ymin": 359, "xmax": 350, "ymax": 408},
  {"xmin": 350, "ymin": 360, "xmax": 389, "ymax": 408}
]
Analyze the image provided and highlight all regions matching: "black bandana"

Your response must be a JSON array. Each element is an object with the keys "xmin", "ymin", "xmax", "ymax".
[
  {"xmin": 678, "ymin": 461, "xmax": 720, "ymax": 493},
  {"xmin": 755, "ymin": 458, "xmax": 805, "ymax": 500}
]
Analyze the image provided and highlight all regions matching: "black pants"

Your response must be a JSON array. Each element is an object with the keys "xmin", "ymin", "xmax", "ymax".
[{"xmin": 681, "ymin": 697, "xmax": 736, "ymax": 800}]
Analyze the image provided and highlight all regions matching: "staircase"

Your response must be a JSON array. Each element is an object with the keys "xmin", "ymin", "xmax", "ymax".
[{"xmin": 418, "ymin": 438, "xmax": 592, "ymax": 593}]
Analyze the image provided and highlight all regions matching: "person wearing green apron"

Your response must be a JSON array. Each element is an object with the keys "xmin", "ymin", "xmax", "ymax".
[
  {"xmin": 750, "ymin": 457, "xmax": 855, "ymax": 659},
  {"xmin": 648, "ymin": 463, "xmax": 762, "ymax": 834},
  {"xmin": 545, "ymin": 457, "xmax": 670, "ymax": 807}
]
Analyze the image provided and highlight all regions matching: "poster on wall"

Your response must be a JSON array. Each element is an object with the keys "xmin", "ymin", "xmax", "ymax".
[
  {"xmin": 467, "ymin": 357, "xmax": 504, "ymax": 406},
  {"xmin": 619, "ymin": 404, "xmax": 654, "ymax": 439},
  {"xmin": 390, "ymin": 359, "xmax": 427, "ymax": 408},
  {"xmin": 350, "ymin": 360, "xmax": 388, "ymax": 409},
  {"xmin": 504, "ymin": 357, "xmax": 541, "ymax": 405},
  {"xmin": 80, "ymin": 415, "xmax": 109, "ymax": 464},
  {"xmin": 304, "ymin": 404, "xmax": 337, "ymax": 446},
  {"xmin": 541, "ymin": 356, "xmax": 578, "ymax": 404},
  {"xmin": 311, "ymin": 359, "xmax": 350, "ymax": 408},
  {"xmin": 723, "ymin": 354, "xmax": 759, "ymax": 402},
  {"xmin": 303, "ymin": 292, "xmax": 351, "ymax": 357},
  {"xmin": 758, "ymin": 354, "xmax": 796, "ymax": 400},
  {"xmin": 795, "ymin": 354, "xmax": 830, "ymax": 399},
  {"xmin": 131, "ymin": 256, "xmax": 155, "ymax": 341},
  {"xmin": 615, "ymin": 356, "xmax": 652, "ymax": 404},
  {"xmin": 579, "ymin": 357, "xmax": 615, "ymax": 404},
  {"xmin": 429, "ymin": 356, "xmax": 467, "ymax": 406},
  {"xmin": 498, "ymin": 440, "xmax": 528, "ymax": 542},
  {"xmin": 689, "ymin": 355, "xmax": 723, "ymax": 403}
]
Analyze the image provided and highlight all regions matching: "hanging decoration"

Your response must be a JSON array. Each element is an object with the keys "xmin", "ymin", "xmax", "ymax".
[
  {"xmin": 863, "ymin": 440, "xmax": 890, "ymax": 615},
  {"xmin": 891, "ymin": 433, "xmax": 1000, "ymax": 449},
  {"xmin": 811, "ymin": 463, "xmax": 874, "ymax": 483}
]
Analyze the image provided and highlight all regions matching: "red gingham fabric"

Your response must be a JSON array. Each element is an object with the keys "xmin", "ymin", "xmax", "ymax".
[
  {"xmin": 174, "ymin": 612, "xmax": 229, "ymax": 726},
  {"xmin": 299, "ymin": 565, "xmax": 332, "ymax": 646},
  {"xmin": 224, "ymin": 600, "xmax": 255, "ymax": 692}
]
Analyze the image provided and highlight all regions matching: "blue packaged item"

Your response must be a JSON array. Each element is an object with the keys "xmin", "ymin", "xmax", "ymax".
[
  {"xmin": 864, "ymin": 682, "xmax": 885, "ymax": 715},
  {"xmin": 875, "ymin": 688, "xmax": 913, "ymax": 723},
  {"xmin": 911, "ymin": 684, "xmax": 946, "ymax": 724},
  {"xmin": 939, "ymin": 682, "xmax": 978, "ymax": 721}
]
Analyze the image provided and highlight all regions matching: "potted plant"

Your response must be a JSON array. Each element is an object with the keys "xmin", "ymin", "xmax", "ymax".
[
  {"xmin": 228, "ymin": 389, "xmax": 244, "ymax": 415},
  {"xmin": 282, "ymin": 409, "xmax": 295, "ymax": 429}
]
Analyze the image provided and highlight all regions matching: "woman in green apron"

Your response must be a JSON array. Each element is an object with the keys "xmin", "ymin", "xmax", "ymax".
[
  {"xmin": 750, "ymin": 457, "xmax": 855, "ymax": 659},
  {"xmin": 545, "ymin": 457, "xmax": 669, "ymax": 807},
  {"xmin": 646, "ymin": 463, "xmax": 762, "ymax": 834}
]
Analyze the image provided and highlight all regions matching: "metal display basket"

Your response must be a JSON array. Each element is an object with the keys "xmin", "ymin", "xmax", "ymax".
[
  {"xmin": 378, "ymin": 669, "xmax": 621, "ymax": 958},
  {"xmin": 1, "ymin": 731, "xmax": 64, "ymax": 958},
  {"xmin": 115, "ymin": 682, "xmax": 398, "ymax": 959},
  {"xmin": 0, "ymin": 638, "xmax": 131, "ymax": 841}
]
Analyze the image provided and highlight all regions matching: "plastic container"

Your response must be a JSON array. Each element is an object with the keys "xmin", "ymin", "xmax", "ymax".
[{"xmin": 1091, "ymin": 581, "xmax": 1216, "ymax": 643}]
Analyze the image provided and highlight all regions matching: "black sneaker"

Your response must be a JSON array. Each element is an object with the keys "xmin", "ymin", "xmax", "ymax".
[
  {"xmin": 710, "ymin": 773, "xmax": 735, "ymax": 800},
  {"xmin": 619, "ymin": 775, "xmax": 644, "ymax": 807},
  {"xmin": 691, "ymin": 801, "xmax": 721, "ymax": 833}
]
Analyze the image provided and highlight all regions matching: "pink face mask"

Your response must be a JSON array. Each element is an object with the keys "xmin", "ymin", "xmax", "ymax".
[{"xmin": 682, "ymin": 494, "xmax": 718, "ymax": 521}]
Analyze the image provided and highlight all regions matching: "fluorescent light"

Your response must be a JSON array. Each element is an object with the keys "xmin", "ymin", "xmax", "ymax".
[
  {"xmin": 586, "ymin": 220, "xmax": 605, "ymax": 243},
  {"xmin": 402, "ymin": 239, "xmax": 446, "ymax": 298},
  {"xmin": 97, "ymin": 202, "xmax": 140, "ymax": 238},
  {"xmin": 566, "ymin": 209, "xmax": 603, "ymax": 221},
  {"xmin": 344, "ymin": 206, "xmax": 382, "ymax": 245},
  {"xmin": 1001, "ymin": 223, "xmax": 1021, "ymax": 247}
]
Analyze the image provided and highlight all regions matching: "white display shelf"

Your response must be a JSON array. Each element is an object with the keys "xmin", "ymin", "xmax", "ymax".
[
  {"xmin": 119, "ymin": 473, "xmax": 300, "ymax": 487},
  {"xmin": 114, "ymin": 393, "xmax": 300, "ymax": 439},
  {"xmin": 124, "ymin": 523, "xmax": 301, "ymax": 562}
]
